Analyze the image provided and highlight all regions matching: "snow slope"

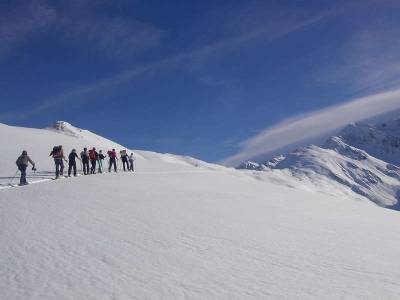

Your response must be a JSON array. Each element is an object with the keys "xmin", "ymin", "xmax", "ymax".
[
  {"xmin": 239, "ymin": 120, "xmax": 400, "ymax": 209},
  {"xmin": 0, "ymin": 121, "xmax": 219, "ymax": 188},
  {"xmin": 2, "ymin": 122, "xmax": 400, "ymax": 299}
]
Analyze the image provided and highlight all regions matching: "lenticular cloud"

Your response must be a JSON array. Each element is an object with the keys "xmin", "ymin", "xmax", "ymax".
[{"xmin": 223, "ymin": 88, "xmax": 400, "ymax": 166}]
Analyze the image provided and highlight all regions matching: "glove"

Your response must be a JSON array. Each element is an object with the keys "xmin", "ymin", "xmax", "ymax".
[{"xmin": 32, "ymin": 166, "xmax": 37, "ymax": 171}]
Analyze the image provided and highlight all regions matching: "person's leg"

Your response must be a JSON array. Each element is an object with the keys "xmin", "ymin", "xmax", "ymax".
[
  {"xmin": 124, "ymin": 159, "xmax": 128, "ymax": 171},
  {"xmin": 113, "ymin": 159, "xmax": 117, "ymax": 172},
  {"xmin": 18, "ymin": 165, "xmax": 27, "ymax": 184},
  {"xmin": 98, "ymin": 160, "xmax": 102, "ymax": 173},
  {"xmin": 18, "ymin": 165, "xmax": 23, "ymax": 185},
  {"xmin": 68, "ymin": 164, "xmax": 72, "ymax": 177},
  {"xmin": 85, "ymin": 161, "xmax": 89, "ymax": 174},
  {"xmin": 108, "ymin": 160, "xmax": 111, "ymax": 172},
  {"xmin": 60, "ymin": 160, "xmax": 64, "ymax": 177},
  {"xmin": 91, "ymin": 160, "xmax": 96, "ymax": 174},
  {"xmin": 73, "ymin": 162, "xmax": 77, "ymax": 176},
  {"xmin": 22, "ymin": 165, "xmax": 27, "ymax": 184},
  {"xmin": 55, "ymin": 159, "xmax": 60, "ymax": 178}
]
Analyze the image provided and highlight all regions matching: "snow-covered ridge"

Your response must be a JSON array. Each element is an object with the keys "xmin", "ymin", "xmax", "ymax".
[
  {"xmin": 46, "ymin": 121, "xmax": 85, "ymax": 138},
  {"xmin": 340, "ymin": 119, "xmax": 400, "ymax": 166},
  {"xmin": 239, "ymin": 119, "xmax": 400, "ymax": 208},
  {"xmin": 0, "ymin": 121, "xmax": 220, "ymax": 189}
]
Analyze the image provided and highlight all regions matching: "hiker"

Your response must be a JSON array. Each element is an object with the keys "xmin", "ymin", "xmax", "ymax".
[
  {"xmin": 15, "ymin": 150, "xmax": 36, "ymax": 186},
  {"xmin": 129, "ymin": 153, "xmax": 135, "ymax": 171},
  {"xmin": 107, "ymin": 149, "xmax": 118, "ymax": 172},
  {"xmin": 89, "ymin": 147, "xmax": 98, "ymax": 174},
  {"xmin": 50, "ymin": 145, "xmax": 66, "ymax": 179},
  {"xmin": 68, "ymin": 149, "xmax": 81, "ymax": 177},
  {"xmin": 98, "ymin": 150, "xmax": 105, "ymax": 173},
  {"xmin": 120, "ymin": 149, "xmax": 129, "ymax": 171},
  {"xmin": 80, "ymin": 147, "xmax": 90, "ymax": 175}
]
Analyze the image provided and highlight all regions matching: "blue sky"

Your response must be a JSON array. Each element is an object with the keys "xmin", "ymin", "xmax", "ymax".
[{"xmin": 1, "ymin": 0, "xmax": 400, "ymax": 163}]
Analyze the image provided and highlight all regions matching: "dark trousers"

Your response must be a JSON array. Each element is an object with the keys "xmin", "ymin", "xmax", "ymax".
[
  {"xmin": 82, "ymin": 160, "xmax": 89, "ymax": 175},
  {"xmin": 122, "ymin": 157, "xmax": 129, "ymax": 171},
  {"xmin": 90, "ymin": 160, "xmax": 96, "ymax": 174},
  {"xmin": 18, "ymin": 164, "xmax": 27, "ymax": 185},
  {"xmin": 109, "ymin": 158, "xmax": 117, "ymax": 172},
  {"xmin": 54, "ymin": 158, "xmax": 64, "ymax": 178},
  {"xmin": 68, "ymin": 162, "xmax": 77, "ymax": 177}
]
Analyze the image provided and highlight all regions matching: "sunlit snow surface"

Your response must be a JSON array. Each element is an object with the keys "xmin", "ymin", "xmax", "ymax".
[{"xmin": 1, "ymin": 121, "xmax": 400, "ymax": 299}]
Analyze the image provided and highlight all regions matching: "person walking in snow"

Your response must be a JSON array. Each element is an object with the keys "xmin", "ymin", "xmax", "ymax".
[
  {"xmin": 80, "ymin": 148, "xmax": 90, "ymax": 175},
  {"xmin": 68, "ymin": 149, "xmax": 81, "ymax": 177},
  {"xmin": 50, "ymin": 145, "xmax": 66, "ymax": 179},
  {"xmin": 120, "ymin": 149, "xmax": 129, "ymax": 171},
  {"xmin": 89, "ymin": 147, "xmax": 98, "ymax": 174},
  {"xmin": 97, "ymin": 150, "xmax": 105, "ymax": 173},
  {"xmin": 107, "ymin": 149, "xmax": 118, "ymax": 172},
  {"xmin": 128, "ymin": 153, "xmax": 135, "ymax": 171},
  {"xmin": 15, "ymin": 150, "xmax": 36, "ymax": 186}
]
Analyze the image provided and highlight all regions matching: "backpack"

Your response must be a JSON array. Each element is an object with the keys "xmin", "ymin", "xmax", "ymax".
[
  {"xmin": 108, "ymin": 150, "xmax": 116, "ymax": 158},
  {"xmin": 51, "ymin": 146, "xmax": 62, "ymax": 158}
]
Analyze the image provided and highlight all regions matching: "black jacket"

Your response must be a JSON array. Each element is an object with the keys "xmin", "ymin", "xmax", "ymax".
[{"xmin": 68, "ymin": 152, "xmax": 79, "ymax": 164}]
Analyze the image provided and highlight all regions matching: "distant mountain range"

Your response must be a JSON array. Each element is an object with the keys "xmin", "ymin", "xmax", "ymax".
[{"xmin": 238, "ymin": 119, "xmax": 400, "ymax": 209}]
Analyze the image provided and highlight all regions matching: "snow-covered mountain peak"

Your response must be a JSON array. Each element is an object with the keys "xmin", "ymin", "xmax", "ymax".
[
  {"xmin": 47, "ymin": 121, "xmax": 85, "ymax": 138},
  {"xmin": 339, "ymin": 119, "xmax": 400, "ymax": 165},
  {"xmin": 324, "ymin": 136, "xmax": 368, "ymax": 161},
  {"xmin": 238, "ymin": 119, "xmax": 400, "ymax": 208}
]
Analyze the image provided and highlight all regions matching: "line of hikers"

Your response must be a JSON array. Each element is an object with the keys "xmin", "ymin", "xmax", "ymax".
[{"xmin": 15, "ymin": 146, "xmax": 135, "ymax": 185}]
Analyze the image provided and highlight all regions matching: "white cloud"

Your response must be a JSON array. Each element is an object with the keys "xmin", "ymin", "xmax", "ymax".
[{"xmin": 223, "ymin": 88, "xmax": 400, "ymax": 166}]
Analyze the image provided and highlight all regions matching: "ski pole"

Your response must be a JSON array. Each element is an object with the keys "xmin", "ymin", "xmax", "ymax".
[{"xmin": 9, "ymin": 170, "xmax": 20, "ymax": 186}]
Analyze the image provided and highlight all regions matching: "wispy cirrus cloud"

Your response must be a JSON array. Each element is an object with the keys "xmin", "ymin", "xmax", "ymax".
[
  {"xmin": 223, "ymin": 88, "xmax": 400, "ymax": 166},
  {"xmin": 0, "ymin": 1, "xmax": 56, "ymax": 58},
  {"xmin": 0, "ymin": 5, "xmax": 331, "ymax": 121},
  {"xmin": 312, "ymin": 1, "xmax": 400, "ymax": 95},
  {"xmin": 0, "ymin": 0, "xmax": 164, "ymax": 60}
]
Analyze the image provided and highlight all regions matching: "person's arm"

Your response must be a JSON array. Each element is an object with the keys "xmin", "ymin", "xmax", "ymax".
[
  {"xmin": 28, "ymin": 156, "xmax": 35, "ymax": 167},
  {"xmin": 75, "ymin": 153, "xmax": 81, "ymax": 161}
]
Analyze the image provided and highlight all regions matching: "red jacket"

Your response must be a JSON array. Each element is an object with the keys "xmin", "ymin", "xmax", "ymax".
[{"xmin": 108, "ymin": 150, "xmax": 117, "ymax": 158}]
